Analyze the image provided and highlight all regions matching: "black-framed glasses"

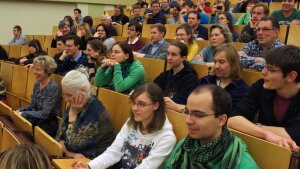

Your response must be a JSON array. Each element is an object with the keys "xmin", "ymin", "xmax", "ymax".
[
  {"xmin": 263, "ymin": 65, "xmax": 281, "ymax": 73},
  {"xmin": 183, "ymin": 107, "xmax": 215, "ymax": 119}
]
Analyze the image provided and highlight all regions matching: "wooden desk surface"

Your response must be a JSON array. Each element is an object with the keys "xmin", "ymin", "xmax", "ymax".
[{"xmin": 52, "ymin": 158, "xmax": 90, "ymax": 169}]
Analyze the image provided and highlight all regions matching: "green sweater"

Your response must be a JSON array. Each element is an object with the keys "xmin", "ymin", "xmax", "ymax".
[
  {"xmin": 94, "ymin": 60, "xmax": 145, "ymax": 93},
  {"xmin": 271, "ymin": 8, "xmax": 300, "ymax": 25},
  {"xmin": 165, "ymin": 136, "xmax": 259, "ymax": 169}
]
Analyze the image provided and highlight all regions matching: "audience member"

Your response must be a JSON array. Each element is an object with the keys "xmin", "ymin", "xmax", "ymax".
[
  {"xmin": 175, "ymin": 24, "xmax": 199, "ymax": 61},
  {"xmin": 239, "ymin": 16, "xmax": 284, "ymax": 71},
  {"xmin": 86, "ymin": 39, "xmax": 107, "ymax": 83},
  {"xmin": 234, "ymin": 0, "xmax": 255, "ymax": 13},
  {"xmin": 209, "ymin": 0, "xmax": 236, "ymax": 24},
  {"xmin": 218, "ymin": 11, "xmax": 239, "ymax": 41},
  {"xmin": 154, "ymin": 42, "xmax": 198, "ymax": 111},
  {"xmin": 238, "ymin": 3, "xmax": 269, "ymax": 43},
  {"xmin": 72, "ymin": 83, "xmax": 176, "ymax": 169},
  {"xmin": 228, "ymin": 45, "xmax": 300, "ymax": 149},
  {"xmin": 129, "ymin": 5, "xmax": 144, "ymax": 24},
  {"xmin": 271, "ymin": 0, "xmax": 300, "ymax": 25},
  {"xmin": 187, "ymin": 11, "xmax": 209, "ymax": 40},
  {"xmin": 83, "ymin": 16, "xmax": 96, "ymax": 35},
  {"xmin": 56, "ymin": 68, "xmax": 115, "ymax": 159},
  {"xmin": 64, "ymin": 15, "xmax": 77, "ymax": 33},
  {"xmin": 191, "ymin": 24, "xmax": 232, "ymax": 66},
  {"xmin": 93, "ymin": 24, "xmax": 116, "ymax": 51},
  {"xmin": 51, "ymin": 20, "xmax": 76, "ymax": 48},
  {"xmin": 199, "ymin": 43, "xmax": 249, "ymax": 105},
  {"xmin": 144, "ymin": 1, "xmax": 166, "ymax": 24},
  {"xmin": 94, "ymin": 42, "xmax": 145, "ymax": 94},
  {"xmin": 77, "ymin": 23, "xmax": 92, "ymax": 50},
  {"xmin": 135, "ymin": 24, "xmax": 169, "ymax": 59},
  {"xmin": 53, "ymin": 36, "xmax": 66, "ymax": 62},
  {"xmin": 125, "ymin": 22, "xmax": 145, "ymax": 52},
  {"xmin": 0, "ymin": 144, "xmax": 52, "ymax": 169},
  {"xmin": 18, "ymin": 56, "xmax": 60, "ymax": 137},
  {"xmin": 100, "ymin": 15, "xmax": 118, "ymax": 36},
  {"xmin": 160, "ymin": 0, "xmax": 170, "ymax": 15},
  {"xmin": 73, "ymin": 8, "xmax": 84, "ymax": 26},
  {"xmin": 55, "ymin": 35, "xmax": 88, "ymax": 75},
  {"xmin": 0, "ymin": 45, "xmax": 9, "ymax": 60},
  {"xmin": 111, "ymin": 5, "xmax": 130, "ymax": 25},
  {"xmin": 135, "ymin": 0, "xmax": 148, "ymax": 8},
  {"xmin": 165, "ymin": 85, "xmax": 258, "ymax": 169},
  {"xmin": 235, "ymin": 0, "xmax": 259, "ymax": 25},
  {"xmin": 167, "ymin": 2, "xmax": 184, "ymax": 24},
  {"xmin": 182, "ymin": 1, "xmax": 209, "ymax": 24},
  {"xmin": 8, "ymin": 25, "xmax": 28, "ymax": 45}
]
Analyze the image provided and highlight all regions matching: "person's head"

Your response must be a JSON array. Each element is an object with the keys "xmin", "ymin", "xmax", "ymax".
[
  {"xmin": 187, "ymin": 11, "xmax": 200, "ymax": 27},
  {"xmin": 256, "ymin": 16, "xmax": 279, "ymax": 47},
  {"xmin": 74, "ymin": 8, "xmax": 82, "ymax": 18},
  {"xmin": 33, "ymin": 56, "xmax": 57, "ymax": 81},
  {"xmin": 167, "ymin": 41, "xmax": 188, "ymax": 68},
  {"xmin": 161, "ymin": 0, "xmax": 169, "ymax": 9},
  {"xmin": 114, "ymin": 5, "xmax": 124, "ymax": 16},
  {"xmin": 209, "ymin": 24, "xmax": 232, "ymax": 47},
  {"xmin": 62, "ymin": 67, "xmax": 91, "ymax": 103},
  {"xmin": 251, "ymin": 3, "xmax": 269, "ymax": 24},
  {"xmin": 182, "ymin": 1, "xmax": 196, "ymax": 12},
  {"xmin": 214, "ymin": 0, "xmax": 226, "ymax": 15},
  {"xmin": 218, "ymin": 12, "xmax": 234, "ymax": 32},
  {"xmin": 170, "ymin": 3, "xmax": 181, "ymax": 17},
  {"xmin": 111, "ymin": 42, "xmax": 134, "ymax": 64},
  {"xmin": 95, "ymin": 24, "xmax": 111, "ymax": 39},
  {"xmin": 282, "ymin": 0, "xmax": 297, "ymax": 13},
  {"xmin": 128, "ymin": 83, "xmax": 166, "ymax": 133},
  {"xmin": 212, "ymin": 43, "xmax": 242, "ymax": 80},
  {"xmin": 56, "ymin": 36, "xmax": 66, "ymax": 53},
  {"xmin": 28, "ymin": 39, "xmax": 43, "ymax": 55},
  {"xmin": 127, "ymin": 22, "xmax": 142, "ymax": 38},
  {"xmin": 185, "ymin": 84, "xmax": 231, "ymax": 143},
  {"xmin": 151, "ymin": 0, "xmax": 161, "ymax": 14},
  {"xmin": 77, "ymin": 23, "xmax": 92, "ymax": 39},
  {"xmin": 150, "ymin": 23, "xmax": 166, "ymax": 42},
  {"xmin": 58, "ymin": 20, "xmax": 71, "ymax": 35},
  {"xmin": 263, "ymin": 45, "xmax": 300, "ymax": 90},
  {"xmin": 176, "ymin": 24, "xmax": 194, "ymax": 44},
  {"xmin": 83, "ymin": 16, "xmax": 94, "ymax": 28},
  {"xmin": 65, "ymin": 35, "xmax": 81, "ymax": 56},
  {"xmin": 0, "ymin": 144, "xmax": 52, "ymax": 169},
  {"xmin": 64, "ymin": 15, "xmax": 74, "ymax": 27},
  {"xmin": 101, "ymin": 15, "xmax": 111, "ymax": 26},
  {"xmin": 246, "ymin": 0, "xmax": 260, "ymax": 13},
  {"xmin": 12, "ymin": 25, "xmax": 22, "ymax": 37},
  {"xmin": 86, "ymin": 39, "xmax": 107, "ymax": 60},
  {"xmin": 132, "ymin": 5, "xmax": 142, "ymax": 17}
]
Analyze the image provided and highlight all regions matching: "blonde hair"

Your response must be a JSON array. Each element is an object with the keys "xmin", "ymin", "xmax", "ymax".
[
  {"xmin": 77, "ymin": 23, "xmax": 92, "ymax": 40},
  {"xmin": 61, "ymin": 67, "xmax": 91, "ymax": 97},
  {"xmin": 210, "ymin": 24, "xmax": 233, "ymax": 44},
  {"xmin": 0, "ymin": 144, "xmax": 52, "ymax": 169},
  {"xmin": 33, "ymin": 55, "xmax": 57, "ymax": 75}
]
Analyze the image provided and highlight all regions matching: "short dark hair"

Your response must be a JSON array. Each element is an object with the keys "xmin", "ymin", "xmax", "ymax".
[
  {"xmin": 187, "ymin": 11, "xmax": 201, "ymax": 20},
  {"xmin": 95, "ymin": 24, "xmax": 112, "ymax": 39},
  {"xmin": 128, "ymin": 83, "xmax": 166, "ymax": 133},
  {"xmin": 171, "ymin": 2, "xmax": 182, "ymax": 11},
  {"xmin": 112, "ymin": 42, "xmax": 134, "ymax": 64},
  {"xmin": 151, "ymin": 0, "xmax": 160, "ymax": 6},
  {"xmin": 56, "ymin": 36, "xmax": 66, "ymax": 44},
  {"xmin": 191, "ymin": 84, "xmax": 232, "ymax": 117},
  {"xmin": 252, "ymin": 3, "xmax": 269, "ymax": 16},
  {"xmin": 170, "ymin": 41, "xmax": 188, "ymax": 57},
  {"xmin": 66, "ymin": 35, "xmax": 82, "ymax": 47},
  {"xmin": 114, "ymin": 5, "xmax": 125, "ymax": 15},
  {"xmin": 74, "ymin": 8, "xmax": 81, "ymax": 14},
  {"xmin": 83, "ymin": 16, "xmax": 94, "ymax": 28},
  {"xmin": 128, "ymin": 22, "xmax": 143, "ymax": 36},
  {"xmin": 259, "ymin": 16, "xmax": 280, "ymax": 30},
  {"xmin": 132, "ymin": 4, "xmax": 141, "ymax": 10},
  {"xmin": 150, "ymin": 23, "xmax": 166, "ymax": 37},
  {"xmin": 58, "ymin": 20, "xmax": 70, "ymax": 28},
  {"xmin": 176, "ymin": 24, "xmax": 194, "ymax": 44},
  {"xmin": 265, "ymin": 45, "xmax": 300, "ymax": 82},
  {"xmin": 182, "ymin": 1, "xmax": 195, "ymax": 8},
  {"xmin": 13, "ymin": 25, "xmax": 22, "ymax": 32}
]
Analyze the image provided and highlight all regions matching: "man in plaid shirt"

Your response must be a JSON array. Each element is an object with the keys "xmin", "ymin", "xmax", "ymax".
[{"xmin": 239, "ymin": 16, "xmax": 284, "ymax": 71}]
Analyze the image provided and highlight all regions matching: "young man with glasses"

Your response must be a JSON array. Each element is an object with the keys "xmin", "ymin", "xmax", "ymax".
[
  {"xmin": 239, "ymin": 16, "xmax": 284, "ymax": 71},
  {"xmin": 125, "ymin": 22, "xmax": 145, "ymax": 52},
  {"xmin": 229, "ymin": 45, "xmax": 300, "ymax": 150},
  {"xmin": 271, "ymin": 0, "xmax": 300, "ymax": 25},
  {"xmin": 166, "ymin": 84, "xmax": 258, "ymax": 169}
]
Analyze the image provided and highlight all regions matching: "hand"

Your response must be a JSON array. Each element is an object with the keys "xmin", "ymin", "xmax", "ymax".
[
  {"xmin": 59, "ymin": 50, "xmax": 68, "ymax": 61},
  {"xmin": 56, "ymin": 31, "xmax": 63, "ymax": 37},
  {"xmin": 193, "ymin": 53, "xmax": 204, "ymax": 61},
  {"xmin": 101, "ymin": 59, "xmax": 118, "ymax": 68},
  {"xmin": 265, "ymin": 131, "xmax": 300, "ymax": 151},
  {"xmin": 71, "ymin": 91, "xmax": 87, "ymax": 110},
  {"xmin": 164, "ymin": 97, "xmax": 177, "ymax": 110},
  {"xmin": 254, "ymin": 57, "xmax": 265, "ymax": 63},
  {"xmin": 238, "ymin": 50, "xmax": 248, "ymax": 57},
  {"xmin": 19, "ymin": 57, "xmax": 28, "ymax": 64},
  {"xmin": 93, "ymin": 32, "xmax": 100, "ymax": 38},
  {"xmin": 26, "ymin": 64, "xmax": 33, "ymax": 68},
  {"xmin": 72, "ymin": 161, "xmax": 89, "ymax": 169},
  {"xmin": 291, "ymin": 19, "xmax": 300, "ymax": 25}
]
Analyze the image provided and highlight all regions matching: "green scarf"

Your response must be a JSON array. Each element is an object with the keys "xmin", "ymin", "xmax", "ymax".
[{"xmin": 170, "ymin": 127, "xmax": 245, "ymax": 169}]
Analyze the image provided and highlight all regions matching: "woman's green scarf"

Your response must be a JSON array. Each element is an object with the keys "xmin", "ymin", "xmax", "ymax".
[{"xmin": 170, "ymin": 127, "xmax": 245, "ymax": 169}]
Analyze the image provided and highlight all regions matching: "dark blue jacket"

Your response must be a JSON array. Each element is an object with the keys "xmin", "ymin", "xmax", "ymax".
[{"xmin": 55, "ymin": 52, "xmax": 88, "ymax": 75}]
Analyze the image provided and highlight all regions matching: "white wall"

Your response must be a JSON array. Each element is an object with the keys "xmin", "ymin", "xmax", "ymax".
[{"xmin": 0, "ymin": 1, "xmax": 76, "ymax": 44}]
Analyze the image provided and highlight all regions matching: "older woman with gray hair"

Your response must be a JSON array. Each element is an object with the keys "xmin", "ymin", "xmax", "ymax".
[
  {"xmin": 18, "ymin": 55, "xmax": 61, "ymax": 137},
  {"xmin": 56, "ymin": 67, "xmax": 115, "ymax": 159}
]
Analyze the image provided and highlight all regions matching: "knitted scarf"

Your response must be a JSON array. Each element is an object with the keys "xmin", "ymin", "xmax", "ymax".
[
  {"xmin": 170, "ymin": 127, "xmax": 245, "ymax": 169},
  {"xmin": 106, "ymin": 60, "xmax": 131, "ymax": 91}
]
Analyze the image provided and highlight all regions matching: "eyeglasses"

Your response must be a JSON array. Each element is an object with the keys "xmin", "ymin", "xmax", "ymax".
[
  {"xmin": 263, "ymin": 65, "xmax": 281, "ymax": 73},
  {"xmin": 176, "ymin": 33, "xmax": 187, "ymax": 37},
  {"xmin": 129, "ymin": 101, "xmax": 154, "ymax": 108},
  {"xmin": 183, "ymin": 107, "xmax": 215, "ymax": 119},
  {"xmin": 254, "ymin": 27, "xmax": 275, "ymax": 32}
]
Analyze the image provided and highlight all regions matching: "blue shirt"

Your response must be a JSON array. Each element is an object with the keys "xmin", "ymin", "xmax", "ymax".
[{"xmin": 183, "ymin": 13, "xmax": 209, "ymax": 24}]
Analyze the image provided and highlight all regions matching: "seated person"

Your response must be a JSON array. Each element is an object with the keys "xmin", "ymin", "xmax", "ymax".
[
  {"xmin": 144, "ymin": 1, "xmax": 166, "ymax": 24},
  {"xmin": 111, "ymin": 5, "xmax": 130, "ymax": 25},
  {"xmin": 86, "ymin": 39, "xmax": 107, "ymax": 84},
  {"xmin": 83, "ymin": 16, "xmax": 96, "ymax": 35},
  {"xmin": 77, "ymin": 23, "xmax": 92, "ymax": 50},
  {"xmin": 94, "ymin": 42, "xmax": 145, "ymax": 94},
  {"xmin": 64, "ymin": 15, "xmax": 77, "ymax": 33},
  {"xmin": 160, "ymin": 0, "xmax": 170, "ymax": 15},
  {"xmin": 235, "ymin": 0, "xmax": 259, "ymax": 25},
  {"xmin": 135, "ymin": 24, "xmax": 169, "ymax": 60},
  {"xmin": 191, "ymin": 24, "xmax": 232, "ymax": 66},
  {"xmin": 199, "ymin": 43, "xmax": 249, "ymax": 105},
  {"xmin": 175, "ymin": 24, "xmax": 199, "ymax": 61},
  {"xmin": 53, "ymin": 36, "xmax": 66, "ymax": 62},
  {"xmin": 209, "ymin": 0, "xmax": 236, "ymax": 24},
  {"xmin": 166, "ymin": 85, "xmax": 258, "ymax": 169},
  {"xmin": 239, "ymin": 16, "xmax": 284, "ymax": 71},
  {"xmin": 18, "ymin": 56, "xmax": 61, "ymax": 137},
  {"xmin": 218, "ymin": 12, "xmax": 239, "ymax": 41},
  {"xmin": 154, "ymin": 42, "xmax": 198, "ymax": 108},
  {"xmin": 135, "ymin": 0, "xmax": 148, "ymax": 8},
  {"xmin": 9, "ymin": 39, "xmax": 47, "ymax": 65},
  {"xmin": 51, "ymin": 20, "xmax": 76, "ymax": 48},
  {"xmin": 129, "ymin": 5, "xmax": 144, "ymax": 24},
  {"xmin": 73, "ymin": 8, "xmax": 84, "ymax": 26},
  {"xmin": 56, "ymin": 68, "xmax": 115, "ymax": 159},
  {"xmin": 167, "ymin": 2, "xmax": 185, "ymax": 24},
  {"xmin": 93, "ymin": 24, "xmax": 116, "ymax": 51},
  {"xmin": 8, "ymin": 25, "xmax": 28, "ymax": 45},
  {"xmin": 100, "ymin": 15, "xmax": 118, "ymax": 36},
  {"xmin": 72, "ymin": 83, "xmax": 176, "ymax": 169},
  {"xmin": 55, "ymin": 35, "xmax": 88, "ymax": 75},
  {"xmin": 271, "ymin": 0, "xmax": 300, "ymax": 25},
  {"xmin": 187, "ymin": 11, "xmax": 209, "ymax": 40},
  {"xmin": 228, "ymin": 45, "xmax": 300, "ymax": 149},
  {"xmin": 125, "ymin": 22, "xmax": 145, "ymax": 52},
  {"xmin": 181, "ymin": 1, "xmax": 209, "ymax": 24},
  {"xmin": 0, "ymin": 144, "xmax": 52, "ymax": 169}
]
